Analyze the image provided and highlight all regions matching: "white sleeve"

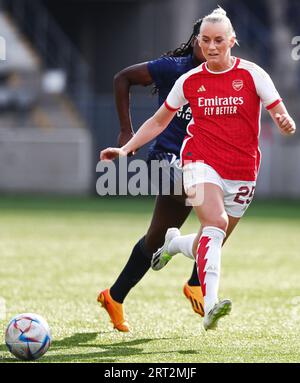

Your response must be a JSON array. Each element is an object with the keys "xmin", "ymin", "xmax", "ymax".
[
  {"xmin": 164, "ymin": 74, "xmax": 189, "ymax": 111},
  {"xmin": 250, "ymin": 64, "xmax": 282, "ymax": 110}
]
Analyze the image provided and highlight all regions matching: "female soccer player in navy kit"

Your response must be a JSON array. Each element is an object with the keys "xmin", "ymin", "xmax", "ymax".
[
  {"xmin": 98, "ymin": 19, "xmax": 206, "ymax": 332},
  {"xmin": 101, "ymin": 7, "xmax": 296, "ymax": 331}
]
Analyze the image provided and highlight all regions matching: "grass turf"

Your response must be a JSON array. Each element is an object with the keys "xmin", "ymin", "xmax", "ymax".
[{"xmin": 0, "ymin": 195, "xmax": 300, "ymax": 363}]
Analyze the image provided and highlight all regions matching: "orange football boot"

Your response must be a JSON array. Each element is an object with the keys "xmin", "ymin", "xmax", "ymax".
[
  {"xmin": 97, "ymin": 289, "xmax": 130, "ymax": 332},
  {"xmin": 183, "ymin": 283, "xmax": 205, "ymax": 317}
]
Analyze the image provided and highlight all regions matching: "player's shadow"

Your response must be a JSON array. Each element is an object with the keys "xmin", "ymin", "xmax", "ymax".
[
  {"xmin": 0, "ymin": 332, "xmax": 199, "ymax": 362},
  {"xmin": 45, "ymin": 332, "xmax": 199, "ymax": 362}
]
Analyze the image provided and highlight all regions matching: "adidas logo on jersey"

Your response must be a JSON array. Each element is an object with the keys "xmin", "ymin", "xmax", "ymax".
[{"xmin": 197, "ymin": 85, "xmax": 206, "ymax": 92}]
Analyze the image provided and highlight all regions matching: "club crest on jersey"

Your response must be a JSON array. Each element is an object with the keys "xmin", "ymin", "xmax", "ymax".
[{"xmin": 232, "ymin": 79, "xmax": 243, "ymax": 91}]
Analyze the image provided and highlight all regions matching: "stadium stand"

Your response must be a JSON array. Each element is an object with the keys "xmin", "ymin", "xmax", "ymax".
[{"xmin": 0, "ymin": 1, "xmax": 93, "ymax": 194}]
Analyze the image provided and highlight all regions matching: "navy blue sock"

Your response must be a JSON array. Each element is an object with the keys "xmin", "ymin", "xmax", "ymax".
[
  {"xmin": 187, "ymin": 263, "xmax": 201, "ymax": 286},
  {"xmin": 110, "ymin": 237, "xmax": 152, "ymax": 303}
]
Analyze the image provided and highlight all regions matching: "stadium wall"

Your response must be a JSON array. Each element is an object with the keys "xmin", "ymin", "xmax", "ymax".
[{"xmin": 0, "ymin": 127, "xmax": 93, "ymax": 194}]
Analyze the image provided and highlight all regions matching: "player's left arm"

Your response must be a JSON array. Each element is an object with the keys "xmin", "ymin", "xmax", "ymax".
[
  {"xmin": 252, "ymin": 64, "xmax": 296, "ymax": 136},
  {"xmin": 268, "ymin": 102, "xmax": 296, "ymax": 136}
]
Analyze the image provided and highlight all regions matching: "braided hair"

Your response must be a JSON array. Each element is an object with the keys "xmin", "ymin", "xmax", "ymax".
[
  {"xmin": 163, "ymin": 18, "xmax": 202, "ymax": 57},
  {"xmin": 152, "ymin": 18, "xmax": 202, "ymax": 94}
]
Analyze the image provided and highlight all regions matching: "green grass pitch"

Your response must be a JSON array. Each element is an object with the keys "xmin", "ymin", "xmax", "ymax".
[{"xmin": 0, "ymin": 195, "xmax": 300, "ymax": 363}]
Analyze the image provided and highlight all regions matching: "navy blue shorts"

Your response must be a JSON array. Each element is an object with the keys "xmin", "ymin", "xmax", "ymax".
[{"xmin": 147, "ymin": 151, "xmax": 184, "ymax": 196}]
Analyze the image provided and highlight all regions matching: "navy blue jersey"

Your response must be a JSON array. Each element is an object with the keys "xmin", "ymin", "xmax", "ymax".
[{"xmin": 147, "ymin": 55, "xmax": 195, "ymax": 158}]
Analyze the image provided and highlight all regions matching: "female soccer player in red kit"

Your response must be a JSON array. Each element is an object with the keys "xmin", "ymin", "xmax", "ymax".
[
  {"xmin": 98, "ymin": 19, "xmax": 206, "ymax": 333},
  {"xmin": 101, "ymin": 7, "xmax": 296, "ymax": 330}
]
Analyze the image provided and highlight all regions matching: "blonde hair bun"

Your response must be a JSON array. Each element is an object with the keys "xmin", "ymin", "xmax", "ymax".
[
  {"xmin": 201, "ymin": 6, "xmax": 238, "ymax": 44},
  {"xmin": 211, "ymin": 6, "xmax": 227, "ymax": 17}
]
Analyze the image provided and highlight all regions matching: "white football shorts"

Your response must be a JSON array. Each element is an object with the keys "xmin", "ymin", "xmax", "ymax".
[{"xmin": 183, "ymin": 162, "xmax": 256, "ymax": 218}]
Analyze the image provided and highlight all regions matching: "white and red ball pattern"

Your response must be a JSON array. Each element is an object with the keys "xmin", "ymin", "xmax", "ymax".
[{"xmin": 5, "ymin": 313, "xmax": 51, "ymax": 360}]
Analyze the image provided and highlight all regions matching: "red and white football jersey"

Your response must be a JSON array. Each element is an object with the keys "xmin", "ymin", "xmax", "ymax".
[{"xmin": 164, "ymin": 57, "xmax": 282, "ymax": 181}]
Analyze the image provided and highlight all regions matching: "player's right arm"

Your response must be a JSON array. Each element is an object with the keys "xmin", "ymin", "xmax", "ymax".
[
  {"xmin": 101, "ymin": 71, "xmax": 188, "ymax": 161},
  {"xmin": 114, "ymin": 63, "xmax": 153, "ymax": 147},
  {"xmin": 100, "ymin": 104, "xmax": 177, "ymax": 160}
]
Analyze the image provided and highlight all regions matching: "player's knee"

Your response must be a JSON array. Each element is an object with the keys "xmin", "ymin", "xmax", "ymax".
[
  {"xmin": 212, "ymin": 216, "xmax": 228, "ymax": 232},
  {"xmin": 203, "ymin": 215, "xmax": 228, "ymax": 232}
]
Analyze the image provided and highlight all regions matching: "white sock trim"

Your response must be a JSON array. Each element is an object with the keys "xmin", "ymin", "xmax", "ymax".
[{"xmin": 202, "ymin": 226, "xmax": 226, "ymax": 239}]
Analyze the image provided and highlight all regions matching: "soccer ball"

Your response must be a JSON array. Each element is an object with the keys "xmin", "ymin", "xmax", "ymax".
[{"xmin": 5, "ymin": 313, "xmax": 51, "ymax": 361}]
